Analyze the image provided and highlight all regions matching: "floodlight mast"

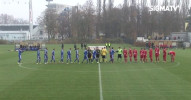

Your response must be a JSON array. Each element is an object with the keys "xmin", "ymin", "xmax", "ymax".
[
  {"xmin": 29, "ymin": 0, "xmax": 33, "ymax": 40},
  {"xmin": 46, "ymin": 0, "xmax": 53, "ymax": 5}
]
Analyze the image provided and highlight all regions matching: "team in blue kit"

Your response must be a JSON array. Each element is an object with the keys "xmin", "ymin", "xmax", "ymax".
[
  {"xmin": 74, "ymin": 48, "xmax": 80, "ymax": 63},
  {"xmin": 44, "ymin": 48, "xmax": 48, "ymax": 64},
  {"xmin": 66, "ymin": 48, "xmax": 72, "ymax": 64},
  {"xmin": 36, "ymin": 48, "xmax": 41, "ymax": 64},
  {"xmin": 18, "ymin": 48, "xmax": 23, "ymax": 64},
  {"xmin": 17, "ymin": 45, "xmax": 109, "ymax": 64},
  {"xmin": 91, "ymin": 48, "xmax": 97, "ymax": 63},
  {"xmin": 60, "ymin": 48, "xmax": 64, "ymax": 63},
  {"xmin": 50, "ymin": 49, "xmax": 55, "ymax": 63},
  {"xmin": 82, "ymin": 48, "xmax": 88, "ymax": 63}
]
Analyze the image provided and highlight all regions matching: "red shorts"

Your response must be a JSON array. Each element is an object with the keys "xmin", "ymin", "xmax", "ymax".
[
  {"xmin": 124, "ymin": 55, "xmax": 127, "ymax": 58},
  {"xmin": 155, "ymin": 53, "xmax": 159, "ymax": 57},
  {"xmin": 149, "ymin": 55, "xmax": 152, "ymax": 58},
  {"xmin": 134, "ymin": 55, "xmax": 137, "ymax": 58},
  {"xmin": 141, "ymin": 55, "xmax": 144, "ymax": 59}
]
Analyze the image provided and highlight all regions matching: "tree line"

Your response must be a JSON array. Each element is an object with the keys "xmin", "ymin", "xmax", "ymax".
[
  {"xmin": 39, "ymin": 0, "xmax": 191, "ymax": 43},
  {"xmin": 0, "ymin": 14, "xmax": 28, "ymax": 24}
]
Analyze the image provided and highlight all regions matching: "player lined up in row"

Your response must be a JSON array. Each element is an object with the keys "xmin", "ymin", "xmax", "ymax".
[
  {"xmin": 107, "ymin": 47, "xmax": 175, "ymax": 64},
  {"xmin": 17, "ymin": 46, "xmax": 176, "ymax": 64}
]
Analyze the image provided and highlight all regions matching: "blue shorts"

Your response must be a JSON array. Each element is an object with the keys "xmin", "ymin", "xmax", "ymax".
[
  {"xmin": 110, "ymin": 55, "xmax": 114, "ymax": 59},
  {"xmin": 19, "ymin": 55, "xmax": 22, "ymax": 59},
  {"xmin": 44, "ymin": 55, "xmax": 48, "ymax": 59},
  {"xmin": 61, "ymin": 56, "xmax": 63, "ymax": 60},
  {"xmin": 67, "ymin": 55, "xmax": 71, "ymax": 59},
  {"xmin": 52, "ymin": 56, "xmax": 55, "ymax": 60},
  {"xmin": 84, "ymin": 55, "xmax": 88, "ymax": 59},
  {"xmin": 37, "ymin": 56, "xmax": 40, "ymax": 60},
  {"xmin": 76, "ymin": 55, "xmax": 79, "ymax": 59},
  {"xmin": 93, "ymin": 55, "xmax": 96, "ymax": 59}
]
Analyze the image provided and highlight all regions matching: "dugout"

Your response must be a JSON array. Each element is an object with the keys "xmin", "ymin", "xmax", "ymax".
[{"xmin": 15, "ymin": 42, "xmax": 45, "ymax": 51}]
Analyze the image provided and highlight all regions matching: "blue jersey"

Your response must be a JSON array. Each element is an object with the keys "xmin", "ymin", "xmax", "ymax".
[
  {"xmin": 93, "ymin": 50, "xmax": 96, "ymax": 56},
  {"xmin": 52, "ymin": 50, "xmax": 55, "ymax": 56},
  {"xmin": 76, "ymin": 50, "xmax": 79, "ymax": 56},
  {"xmin": 18, "ymin": 49, "xmax": 22, "ymax": 56},
  {"xmin": 44, "ymin": 49, "xmax": 48, "ymax": 55},
  {"xmin": 84, "ymin": 50, "xmax": 88, "ymax": 56},
  {"xmin": 37, "ymin": 50, "xmax": 40, "ymax": 57},
  {"xmin": 61, "ymin": 49, "xmax": 64, "ymax": 56},
  {"xmin": 67, "ymin": 50, "xmax": 71, "ymax": 55},
  {"xmin": 110, "ymin": 49, "xmax": 115, "ymax": 55}
]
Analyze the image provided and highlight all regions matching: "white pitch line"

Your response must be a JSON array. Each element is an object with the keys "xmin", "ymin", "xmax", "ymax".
[
  {"xmin": 98, "ymin": 63, "xmax": 104, "ymax": 100},
  {"xmin": 18, "ymin": 64, "xmax": 37, "ymax": 70}
]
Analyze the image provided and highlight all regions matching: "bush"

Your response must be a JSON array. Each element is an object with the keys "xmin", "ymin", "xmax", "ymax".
[
  {"xmin": 134, "ymin": 42, "xmax": 146, "ymax": 47},
  {"xmin": 46, "ymin": 38, "xmax": 125, "ymax": 44},
  {"xmin": 0, "ymin": 40, "xmax": 8, "ymax": 44}
]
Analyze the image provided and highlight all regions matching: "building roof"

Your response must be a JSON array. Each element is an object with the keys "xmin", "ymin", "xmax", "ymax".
[
  {"xmin": 171, "ymin": 32, "xmax": 188, "ymax": 34},
  {"xmin": 0, "ymin": 31, "xmax": 29, "ymax": 34},
  {"xmin": 0, "ymin": 24, "xmax": 37, "ymax": 31}
]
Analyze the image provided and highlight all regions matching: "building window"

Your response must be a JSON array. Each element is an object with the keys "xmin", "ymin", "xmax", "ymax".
[{"xmin": 40, "ymin": 31, "xmax": 43, "ymax": 35}]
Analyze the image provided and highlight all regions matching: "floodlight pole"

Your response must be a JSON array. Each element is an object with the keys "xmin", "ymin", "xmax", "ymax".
[{"xmin": 29, "ymin": 0, "xmax": 33, "ymax": 40}]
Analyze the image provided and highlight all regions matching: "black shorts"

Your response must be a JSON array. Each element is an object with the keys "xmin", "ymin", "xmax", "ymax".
[
  {"xmin": 102, "ymin": 55, "xmax": 106, "ymax": 59},
  {"xmin": 96, "ymin": 54, "xmax": 100, "ymax": 58},
  {"xmin": 118, "ymin": 54, "xmax": 122, "ymax": 58},
  {"xmin": 88, "ymin": 55, "xmax": 91, "ymax": 58}
]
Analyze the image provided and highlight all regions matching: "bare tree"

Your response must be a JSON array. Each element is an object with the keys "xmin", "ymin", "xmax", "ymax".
[
  {"xmin": 44, "ymin": 8, "xmax": 58, "ymax": 40},
  {"xmin": 0, "ymin": 14, "xmax": 28, "ymax": 24},
  {"xmin": 96, "ymin": 0, "xmax": 102, "ymax": 38},
  {"xmin": 39, "ymin": 0, "xmax": 191, "ymax": 43},
  {"xmin": 102, "ymin": 0, "xmax": 107, "ymax": 37}
]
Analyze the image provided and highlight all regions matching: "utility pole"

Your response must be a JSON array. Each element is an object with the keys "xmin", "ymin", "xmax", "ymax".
[{"xmin": 29, "ymin": 0, "xmax": 33, "ymax": 40}]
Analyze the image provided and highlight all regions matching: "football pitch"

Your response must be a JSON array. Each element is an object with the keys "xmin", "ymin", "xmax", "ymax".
[{"xmin": 0, "ymin": 44, "xmax": 191, "ymax": 100}]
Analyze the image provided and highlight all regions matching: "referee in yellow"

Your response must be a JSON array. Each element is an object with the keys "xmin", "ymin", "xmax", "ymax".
[
  {"xmin": 101, "ymin": 47, "xmax": 107, "ymax": 62},
  {"xmin": 117, "ymin": 47, "xmax": 123, "ymax": 62}
]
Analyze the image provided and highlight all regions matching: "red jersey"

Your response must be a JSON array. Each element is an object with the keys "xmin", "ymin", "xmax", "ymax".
[
  {"xmin": 133, "ymin": 49, "xmax": 137, "ymax": 56},
  {"xmin": 155, "ymin": 47, "xmax": 160, "ymax": 54},
  {"xmin": 140, "ymin": 50, "xmax": 142, "ymax": 56},
  {"xmin": 140, "ymin": 50, "xmax": 144, "ymax": 56},
  {"xmin": 149, "ymin": 48, "xmax": 153, "ymax": 56},
  {"xmin": 144, "ymin": 50, "xmax": 147, "ymax": 57},
  {"xmin": 123, "ymin": 49, "xmax": 128, "ymax": 57},
  {"xmin": 163, "ymin": 48, "xmax": 167, "ymax": 56},
  {"xmin": 169, "ymin": 51, "xmax": 176, "ymax": 56},
  {"xmin": 129, "ymin": 49, "xmax": 133, "ymax": 57}
]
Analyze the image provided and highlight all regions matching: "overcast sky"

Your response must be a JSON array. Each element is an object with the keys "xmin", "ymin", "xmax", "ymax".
[
  {"xmin": 0, "ymin": 0, "xmax": 124, "ymax": 24},
  {"xmin": 0, "ymin": 0, "xmax": 190, "ymax": 24}
]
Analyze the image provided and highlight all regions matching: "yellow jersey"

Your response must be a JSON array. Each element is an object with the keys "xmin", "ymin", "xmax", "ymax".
[{"xmin": 102, "ymin": 49, "xmax": 107, "ymax": 56}]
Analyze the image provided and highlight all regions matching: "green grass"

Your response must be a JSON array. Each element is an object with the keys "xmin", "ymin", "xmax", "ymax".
[{"xmin": 0, "ymin": 44, "xmax": 191, "ymax": 100}]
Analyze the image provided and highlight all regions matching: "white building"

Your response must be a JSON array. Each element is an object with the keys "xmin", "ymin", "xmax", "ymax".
[
  {"xmin": 0, "ymin": 24, "xmax": 47, "ymax": 41},
  {"xmin": 0, "ymin": 31, "xmax": 29, "ymax": 41},
  {"xmin": 46, "ymin": 3, "xmax": 72, "ymax": 14}
]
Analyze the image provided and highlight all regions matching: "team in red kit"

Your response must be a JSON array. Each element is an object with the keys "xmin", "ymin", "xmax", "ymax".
[
  {"xmin": 168, "ymin": 51, "xmax": 176, "ymax": 62},
  {"xmin": 163, "ymin": 48, "xmax": 167, "ymax": 62},
  {"xmin": 123, "ymin": 48, "xmax": 128, "ymax": 63},
  {"xmin": 155, "ymin": 46, "xmax": 160, "ymax": 63},
  {"xmin": 129, "ymin": 48, "xmax": 133, "ymax": 62},
  {"xmin": 133, "ymin": 49, "xmax": 138, "ymax": 62},
  {"xmin": 149, "ymin": 47, "xmax": 153, "ymax": 62},
  {"xmin": 110, "ymin": 46, "xmax": 176, "ymax": 63}
]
